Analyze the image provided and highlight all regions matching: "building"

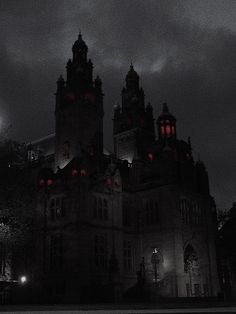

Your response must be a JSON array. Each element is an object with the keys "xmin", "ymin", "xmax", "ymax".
[
  {"xmin": 218, "ymin": 202, "xmax": 236, "ymax": 300},
  {"xmin": 28, "ymin": 34, "xmax": 220, "ymax": 303}
]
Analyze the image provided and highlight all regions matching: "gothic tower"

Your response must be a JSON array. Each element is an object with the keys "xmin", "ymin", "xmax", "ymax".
[
  {"xmin": 113, "ymin": 65, "xmax": 155, "ymax": 162},
  {"xmin": 55, "ymin": 33, "xmax": 103, "ymax": 170}
]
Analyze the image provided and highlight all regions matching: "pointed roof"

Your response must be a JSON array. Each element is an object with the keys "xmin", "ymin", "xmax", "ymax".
[
  {"xmin": 126, "ymin": 64, "xmax": 139, "ymax": 81},
  {"xmin": 157, "ymin": 103, "xmax": 176, "ymax": 122},
  {"xmin": 72, "ymin": 32, "xmax": 88, "ymax": 52}
]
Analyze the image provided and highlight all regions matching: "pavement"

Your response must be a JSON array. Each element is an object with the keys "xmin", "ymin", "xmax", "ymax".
[{"xmin": 1, "ymin": 303, "xmax": 236, "ymax": 314}]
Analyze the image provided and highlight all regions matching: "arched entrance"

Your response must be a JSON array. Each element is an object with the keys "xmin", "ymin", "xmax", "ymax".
[{"xmin": 184, "ymin": 244, "xmax": 201, "ymax": 297}]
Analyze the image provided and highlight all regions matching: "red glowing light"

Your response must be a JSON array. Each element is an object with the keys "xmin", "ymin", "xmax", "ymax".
[
  {"xmin": 166, "ymin": 125, "xmax": 171, "ymax": 136},
  {"xmin": 80, "ymin": 169, "xmax": 87, "ymax": 176},
  {"xmin": 148, "ymin": 153, "xmax": 153, "ymax": 161},
  {"xmin": 106, "ymin": 178, "xmax": 112, "ymax": 185},
  {"xmin": 47, "ymin": 179, "xmax": 53, "ymax": 186},
  {"xmin": 161, "ymin": 126, "xmax": 165, "ymax": 135},
  {"xmin": 72, "ymin": 169, "xmax": 78, "ymax": 177}
]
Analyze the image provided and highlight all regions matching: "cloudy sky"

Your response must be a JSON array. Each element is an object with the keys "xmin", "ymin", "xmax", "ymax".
[{"xmin": 0, "ymin": 0, "xmax": 236, "ymax": 210}]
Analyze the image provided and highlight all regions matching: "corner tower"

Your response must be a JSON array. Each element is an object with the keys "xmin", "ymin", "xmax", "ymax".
[
  {"xmin": 55, "ymin": 34, "xmax": 103, "ymax": 170},
  {"xmin": 113, "ymin": 65, "xmax": 155, "ymax": 162}
]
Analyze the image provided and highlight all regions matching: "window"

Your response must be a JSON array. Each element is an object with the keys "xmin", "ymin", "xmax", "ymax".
[
  {"xmin": 180, "ymin": 199, "xmax": 202, "ymax": 226},
  {"xmin": 184, "ymin": 244, "xmax": 199, "ymax": 273},
  {"xmin": 123, "ymin": 200, "xmax": 131, "ymax": 226},
  {"xmin": 49, "ymin": 196, "xmax": 67, "ymax": 221},
  {"xmin": 93, "ymin": 196, "xmax": 109, "ymax": 221},
  {"xmin": 94, "ymin": 234, "xmax": 108, "ymax": 268},
  {"xmin": 0, "ymin": 243, "xmax": 6, "ymax": 275},
  {"xmin": 50, "ymin": 199, "xmax": 55, "ymax": 221},
  {"xmin": 123, "ymin": 240, "xmax": 132, "ymax": 271},
  {"xmin": 144, "ymin": 200, "xmax": 159, "ymax": 225}
]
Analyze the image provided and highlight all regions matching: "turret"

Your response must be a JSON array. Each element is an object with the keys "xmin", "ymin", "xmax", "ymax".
[{"xmin": 157, "ymin": 103, "xmax": 176, "ymax": 141}]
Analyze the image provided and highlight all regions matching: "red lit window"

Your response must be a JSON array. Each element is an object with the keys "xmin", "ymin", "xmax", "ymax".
[
  {"xmin": 39, "ymin": 179, "xmax": 44, "ymax": 186},
  {"xmin": 72, "ymin": 169, "xmax": 78, "ymax": 177},
  {"xmin": 80, "ymin": 169, "xmax": 87, "ymax": 176},
  {"xmin": 47, "ymin": 179, "xmax": 53, "ymax": 186},
  {"xmin": 166, "ymin": 125, "xmax": 171, "ymax": 137},
  {"xmin": 148, "ymin": 153, "xmax": 153, "ymax": 161},
  {"xmin": 161, "ymin": 126, "xmax": 165, "ymax": 135},
  {"xmin": 171, "ymin": 126, "xmax": 175, "ymax": 135},
  {"xmin": 106, "ymin": 178, "xmax": 112, "ymax": 186}
]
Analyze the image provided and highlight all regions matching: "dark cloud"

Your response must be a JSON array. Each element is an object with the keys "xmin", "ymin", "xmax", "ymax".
[{"xmin": 0, "ymin": 0, "xmax": 235, "ymax": 209}]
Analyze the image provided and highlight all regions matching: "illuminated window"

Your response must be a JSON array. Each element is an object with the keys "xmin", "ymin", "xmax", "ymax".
[
  {"xmin": 161, "ymin": 126, "xmax": 165, "ymax": 136},
  {"xmin": 166, "ymin": 125, "xmax": 171, "ymax": 137},
  {"xmin": 171, "ymin": 126, "xmax": 175, "ymax": 135},
  {"xmin": 80, "ymin": 169, "xmax": 87, "ymax": 176},
  {"xmin": 47, "ymin": 179, "xmax": 53, "ymax": 186},
  {"xmin": 148, "ymin": 153, "xmax": 153, "ymax": 161},
  {"xmin": 72, "ymin": 169, "xmax": 78, "ymax": 177}
]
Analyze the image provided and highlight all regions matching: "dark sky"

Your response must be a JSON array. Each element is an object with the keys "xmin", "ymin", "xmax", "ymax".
[{"xmin": 0, "ymin": 0, "xmax": 236, "ymax": 210}]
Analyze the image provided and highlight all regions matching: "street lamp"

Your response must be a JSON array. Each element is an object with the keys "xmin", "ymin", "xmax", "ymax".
[{"xmin": 19, "ymin": 276, "xmax": 27, "ymax": 284}]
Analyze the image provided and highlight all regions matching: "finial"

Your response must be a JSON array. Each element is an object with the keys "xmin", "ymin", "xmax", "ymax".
[{"xmin": 163, "ymin": 103, "xmax": 169, "ymax": 113}]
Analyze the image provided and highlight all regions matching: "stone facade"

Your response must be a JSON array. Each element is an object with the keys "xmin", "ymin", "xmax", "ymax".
[{"xmin": 29, "ymin": 34, "xmax": 220, "ymax": 302}]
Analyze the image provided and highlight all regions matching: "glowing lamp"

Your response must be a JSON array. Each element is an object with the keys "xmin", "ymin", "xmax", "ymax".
[
  {"xmin": 39, "ymin": 179, "xmax": 44, "ymax": 186},
  {"xmin": 166, "ymin": 125, "xmax": 171, "ymax": 136},
  {"xmin": 80, "ymin": 169, "xmax": 86, "ymax": 177},
  {"xmin": 148, "ymin": 153, "xmax": 153, "ymax": 161},
  {"xmin": 106, "ymin": 178, "xmax": 112, "ymax": 186},
  {"xmin": 161, "ymin": 126, "xmax": 165, "ymax": 135},
  {"xmin": 20, "ymin": 276, "xmax": 27, "ymax": 284},
  {"xmin": 47, "ymin": 179, "xmax": 53, "ymax": 186},
  {"xmin": 72, "ymin": 169, "xmax": 78, "ymax": 177}
]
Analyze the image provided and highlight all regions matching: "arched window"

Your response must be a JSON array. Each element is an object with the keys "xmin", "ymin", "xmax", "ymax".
[
  {"xmin": 184, "ymin": 245, "xmax": 199, "ymax": 273},
  {"xmin": 151, "ymin": 248, "xmax": 162, "ymax": 283}
]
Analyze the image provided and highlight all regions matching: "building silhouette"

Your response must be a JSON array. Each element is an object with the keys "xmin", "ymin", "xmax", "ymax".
[{"xmin": 28, "ymin": 34, "xmax": 220, "ymax": 302}]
